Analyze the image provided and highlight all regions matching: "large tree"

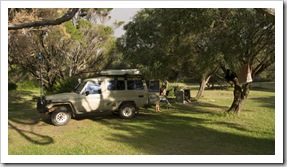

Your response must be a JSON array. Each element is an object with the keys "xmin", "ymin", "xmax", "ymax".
[
  {"xmin": 118, "ymin": 8, "xmax": 226, "ymax": 99},
  {"xmin": 64, "ymin": 20, "xmax": 117, "ymax": 76},
  {"xmin": 118, "ymin": 9, "xmax": 221, "ymax": 81},
  {"xmin": 216, "ymin": 9, "xmax": 275, "ymax": 113}
]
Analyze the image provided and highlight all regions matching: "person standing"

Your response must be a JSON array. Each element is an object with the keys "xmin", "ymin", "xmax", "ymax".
[{"xmin": 155, "ymin": 97, "xmax": 160, "ymax": 112}]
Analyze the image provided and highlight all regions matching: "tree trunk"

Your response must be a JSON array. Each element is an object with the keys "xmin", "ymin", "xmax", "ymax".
[
  {"xmin": 196, "ymin": 75, "xmax": 211, "ymax": 99},
  {"xmin": 227, "ymin": 80, "xmax": 250, "ymax": 113}
]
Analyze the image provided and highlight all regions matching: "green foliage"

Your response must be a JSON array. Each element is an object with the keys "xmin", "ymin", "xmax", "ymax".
[
  {"xmin": 118, "ymin": 8, "xmax": 275, "ymax": 94},
  {"xmin": 63, "ymin": 21, "xmax": 84, "ymax": 41},
  {"xmin": 113, "ymin": 20, "xmax": 125, "ymax": 29},
  {"xmin": 48, "ymin": 76, "xmax": 79, "ymax": 94},
  {"xmin": 77, "ymin": 19, "xmax": 93, "ymax": 29},
  {"xmin": 254, "ymin": 64, "xmax": 275, "ymax": 82},
  {"xmin": 97, "ymin": 24, "xmax": 114, "ymax": 36},
  {"xmin": 17, "ymin": 81, "xmax": 39, "ymax": 90},
  {"xmin": 213, "ymin": 9, "xmax": 275, "ymax": 74},
  {"xmin": 118, "ymin": 8, "xmax": 223, "ymax": 80}
]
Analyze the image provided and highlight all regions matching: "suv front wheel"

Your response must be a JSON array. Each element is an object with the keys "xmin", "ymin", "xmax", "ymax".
[
  {"xmin": 119, "ymin": 103, "xmax": 136, "ymax": 119},
  {"xmin": 51, "ymin": 109, "xmax": 71, "ymax": 126}
]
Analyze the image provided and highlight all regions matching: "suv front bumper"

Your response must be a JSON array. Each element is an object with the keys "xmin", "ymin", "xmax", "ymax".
[{"xmin": 37, "ymin": 97, "xmax": 49, "ymax": 114}]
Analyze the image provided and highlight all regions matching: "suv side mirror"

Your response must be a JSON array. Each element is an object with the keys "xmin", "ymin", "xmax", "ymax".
[{"xmin": 85, "ymin": 91, "xmax": 90, "ymax": 96}]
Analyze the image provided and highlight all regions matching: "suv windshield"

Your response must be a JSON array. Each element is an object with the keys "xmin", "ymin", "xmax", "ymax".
[
  {"xmin": 84, "ymin": 82, "xmax": 102, "ymax": 94},
  {"xmin": 74, "ymin": 82, "xmax": 87, "ymax": 94}
]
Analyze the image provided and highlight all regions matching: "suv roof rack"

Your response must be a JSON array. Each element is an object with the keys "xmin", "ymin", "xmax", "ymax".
[{"xmin": 100, "ymin": 69, "xmax": 141, "ymax": 76}]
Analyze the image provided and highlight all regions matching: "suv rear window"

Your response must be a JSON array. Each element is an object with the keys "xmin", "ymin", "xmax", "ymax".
[
  {"xmin": 148, "ymin": 80, "xmax": 160, "ymax": 92},
  {"xmin": 127, "ymin": 80, "xmax": 144, "ymax": 90}
]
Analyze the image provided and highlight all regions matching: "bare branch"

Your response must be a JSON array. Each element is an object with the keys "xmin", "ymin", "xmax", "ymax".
[{"xmin": 8, "ymin": 8, "xmax": 79, "ymax": 30}]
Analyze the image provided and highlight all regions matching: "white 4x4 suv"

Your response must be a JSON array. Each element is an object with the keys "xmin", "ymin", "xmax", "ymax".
[{"xmin": 37, "ymin": 69, "xmax": 159, "ymax": 126}]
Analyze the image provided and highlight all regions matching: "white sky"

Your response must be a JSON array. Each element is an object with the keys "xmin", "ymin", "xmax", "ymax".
[{"xmin": 107, "ymin": 8, "xmax": 141, "ymax": 37}]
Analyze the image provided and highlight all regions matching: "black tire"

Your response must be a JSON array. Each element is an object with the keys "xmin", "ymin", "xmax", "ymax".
[
  {"xmin": 51, "ymin": 109, "xmax": 71, "ymax": 126},
  {"xmin": 119, "ymin": 103, "xmax": 136, "ymax": 119}
]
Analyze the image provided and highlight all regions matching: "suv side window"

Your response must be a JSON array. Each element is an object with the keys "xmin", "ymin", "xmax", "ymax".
[
  {"xmin": 84, "ymin": 82, "xmax": 101, "ymax": 94},
  {"xmin": 107, "ymin": 80, "xmax": 116, "ymax": 90},
  {"xmin": 107, "ymin": 80, "xmax": 125, "ymax": 90},
  {"xmin": 127, "ymin": 80, "xmax": 144, "ymax": 90},
  {"xmin": 117, "ymin": 80, "xmax": 125, "ymax": 90}
]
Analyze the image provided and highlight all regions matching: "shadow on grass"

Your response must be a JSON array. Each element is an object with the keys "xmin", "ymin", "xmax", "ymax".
[
  {"xmin": 249, "ymin": 96, "xmax": 275, "ymax": 110},
  {"xmin": 98, "ymin": 110, "xmax": 275, "ymax": 155},
  {"xmin": 212, "ymin": 121, "xmax": 252, "ymax": 132},
  {"xmin": 251, "ymin": 82, "xmax": 275, "ymax": 93},
  {"xmin": 73, "ymin": 112, "xmax": 120, "ymax": 122},
  {"xmin": 170, "ymin": 100, "xmax": 228, "ymax": 115},
  {"xmin": 8, "ymin": 90, "xmax": 54, "ymax": 145},
  {"xmin": 91, "ymin": 100, "xmax": 274, "ymax": 155},
  {"xmin": 8, "ymin": 121, "xmax": 54, "ymax": 145}
]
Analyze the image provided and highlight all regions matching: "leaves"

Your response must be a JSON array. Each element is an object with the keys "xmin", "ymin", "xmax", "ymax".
[{"xmin": 118, "ymin": 9, "xmax": 223, "ymax": 79}]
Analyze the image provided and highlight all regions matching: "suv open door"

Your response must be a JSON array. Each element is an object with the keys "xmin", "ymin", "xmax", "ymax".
[{"xmin": 147, "ymin": 80, "xmax": 160, "ymax": 104}]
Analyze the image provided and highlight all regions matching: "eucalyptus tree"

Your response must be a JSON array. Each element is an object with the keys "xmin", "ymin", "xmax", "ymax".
[
  {"xmin": 214, "ymin": 8, "xmax": 275, "ymax": 113},
  {"xmin": 8, "ymin": 8, "xmax": 117, "ymax": 91},
  {"xmin": 64, "ymin": 20, "xmax": 116, "ymax": 76}
]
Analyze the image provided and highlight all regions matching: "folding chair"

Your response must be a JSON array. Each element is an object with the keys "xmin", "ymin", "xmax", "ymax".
[{"xmin": 159, "ymin": 95, "xmax": 171, "ymax": 109}]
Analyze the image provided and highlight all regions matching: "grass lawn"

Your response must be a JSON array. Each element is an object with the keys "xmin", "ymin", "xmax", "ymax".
[{"xmin": 8, "ymin": 82, "xmax": 275, "ymax": 155}]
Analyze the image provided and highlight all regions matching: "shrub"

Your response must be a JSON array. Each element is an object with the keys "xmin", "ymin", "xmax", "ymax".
[
  {"xmin": 48, "ymin": 77, "xmax": 79, "ymax": 94},
  {"xmin": 17, "ymin": 81, "xmax": 40, "ymax": 90}
]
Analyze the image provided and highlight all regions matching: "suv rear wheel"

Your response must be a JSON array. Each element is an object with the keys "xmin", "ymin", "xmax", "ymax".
[
  {"xmin": 51, "ymin": 109, "xmax": 71, "ymax": 126},
  {"xmin": 119, "ymin": 103, "xmax": 136, "ymax": 119}
]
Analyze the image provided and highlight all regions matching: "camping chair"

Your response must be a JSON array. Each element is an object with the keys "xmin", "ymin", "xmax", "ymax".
[{"xmin": 159, "ymin": 90, "xmax": 171, "ymax": 109}]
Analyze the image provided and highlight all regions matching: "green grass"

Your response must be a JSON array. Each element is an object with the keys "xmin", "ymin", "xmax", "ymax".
[{"xmin": 8, "ymin": 83, "xmax": 275, "ymax": 155}]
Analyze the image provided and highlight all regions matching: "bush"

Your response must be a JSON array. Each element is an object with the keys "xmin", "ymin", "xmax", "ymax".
[
  {"xmin": 8, "ymin": 83, "xmax": 17, "ymax": 90},
  {"xmin": 48, "ymin": 77, "xmax": 79, "ymax": 94},
  {"xmin": 17, "ymin": 81, "xmax": 40, "ymax": 90}
]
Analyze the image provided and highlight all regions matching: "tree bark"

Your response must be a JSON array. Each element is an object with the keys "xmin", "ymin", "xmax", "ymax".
[
  {"xmin": 227, "ymin": 79, "xmax": 250, "ymax": 113},
  {"xmin": 196, "ymin": 67, "xmax": 218, "ymax": 99},
  {"xmin": 196, "ymin": 75, "xmax": 211, "ymax": 99},
  {"xmin": 8, "ymin": 8, "xmax": 79, "ymax": 30}
]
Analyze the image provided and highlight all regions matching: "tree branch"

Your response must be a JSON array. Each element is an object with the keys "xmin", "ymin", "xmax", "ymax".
[{"xmin": 8, "ymin": 8, "xmax": 79, "ymax": 30}]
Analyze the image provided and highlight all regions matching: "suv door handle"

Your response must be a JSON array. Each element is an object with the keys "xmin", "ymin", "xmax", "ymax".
[{"xmin": 138, "ymin": 95, "xmax": 144, "ymax": 98}]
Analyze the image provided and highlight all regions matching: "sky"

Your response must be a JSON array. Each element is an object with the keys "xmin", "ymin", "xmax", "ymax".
[{"xmin": 107, "ymin": 8, "xmax": 141, "ymax": 37}]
